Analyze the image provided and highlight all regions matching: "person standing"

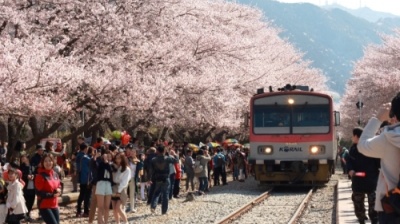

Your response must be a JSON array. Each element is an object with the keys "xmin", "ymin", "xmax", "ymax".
[
  {"xmin": 195, "ymin": 148, "xmax": 211, "ymax": 195},
  {"xmin": 167, "ymin": 146, "xmax": 177, "ymax": 200},
  {"xmin": 347, "ymin": 128, "xmax": 380, "ymax": 224},
  {"xmin": 30, "ymin": 145, "xmax": 44, "ymax": 172},
  {"xmin": 236, "ymin": 149, "xmax": 247, "ymax": 182},
  {"xmin": 6, "ymin": 168, "xmax": 28, "ymax": 224},
  {"xmin": 124, "ymin": 144, "xmax": 138, "ymax": 213},
  {"xmin": 213, "ymin": 148, "xmax": 226, "ymax": 186},
  {"xmin": 184, "ymin": 150, "xmax": 195, "ymax": 192},
  {"xmin": 173, "ymin": 155, "xmax": 182, "ymax": 198},
  {"xmin": 88, "ymin": 147, "xmax": 100, "ymax": 224},
  {"xmin": 76, "ymin": 143, "xmax": 91, "ymax": 217},
  {"xmin": 71, "ymin": 136, "xmax": 85, "ymax": 193},
  {"xmin": 111, "ymin": 153, "xmax": 131, "ymax": 224},
  {"xmin": 147, "ymin": 146, "xmax": 178, "ymax": 215},
  {"xmin": 19, "ymin": 155, "xmax": 35, "ymax": 222},
  {"xmin": 95, "ymin": 154, "xmax": 113, "ymax": 224},
  {"xmin": 144, "ymin": 147, "xmax": 157, "ymax": 205},
  {"xmin": 35, "ymin": 154, "xmax": 62, "ymax": 224},
  {"xmin": 357, "ymin": 93, "xmax": 400, "ymax": 223},
  {"xmin": 137, "ymin": 153, "xmax": 146, "ymax": 201},
  {"xmin": 340, "ymin": 147, "xmax": 349, "ymax": 174}
]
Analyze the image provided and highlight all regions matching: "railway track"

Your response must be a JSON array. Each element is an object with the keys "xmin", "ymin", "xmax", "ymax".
[{"xmin": 216, "ymin": 187, "xmax": 315, "ymax": 224}]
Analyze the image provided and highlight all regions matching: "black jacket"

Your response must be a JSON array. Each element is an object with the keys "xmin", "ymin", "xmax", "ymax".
[
  {"xmin": 148, "ymin": 155, "xmax": 178, "ymax": 182},
  {"xmin": 20, "ymin": 163, "xmax": 35, "ymax": 193},
  {"xmin": 346, "ymin": 143, "xmax": 380, "ymax": 192}
]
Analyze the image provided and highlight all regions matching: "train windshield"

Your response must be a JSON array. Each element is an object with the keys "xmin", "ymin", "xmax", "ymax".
[{"xmin": 253, "ymin": 95, "xmax": 330, "ymax": 134}]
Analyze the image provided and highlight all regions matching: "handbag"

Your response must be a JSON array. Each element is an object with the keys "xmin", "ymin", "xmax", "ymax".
[
  {"xmin": 381, "ymin": 174, "xmax": 400, "ymax": 215},
  {"xmin": 6, "ymin": 211, "xmax": 24, "ymax": 222}
]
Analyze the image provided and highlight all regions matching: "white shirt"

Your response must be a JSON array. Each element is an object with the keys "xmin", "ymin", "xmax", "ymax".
[{"xmin": 113, "ymin": 166, "xmax": 131, "ymax": 193}]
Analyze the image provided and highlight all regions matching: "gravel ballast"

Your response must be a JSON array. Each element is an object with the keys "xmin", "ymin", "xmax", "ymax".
[{"xmin": 48, "ymin": 169, "xmax": 346, "ymax": 223}]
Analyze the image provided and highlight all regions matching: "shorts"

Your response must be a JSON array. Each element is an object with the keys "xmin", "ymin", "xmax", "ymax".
[
  {"xmin": 112, "ymin": 185, "xmax": 128, "ymax": 205},
  {"xmin": 95, "ymin": 181, "xmax": 112, "ymax": 196}
]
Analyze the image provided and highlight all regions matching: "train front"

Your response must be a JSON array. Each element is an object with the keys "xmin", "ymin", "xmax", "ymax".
[{"xmin": 248, "ymin": 87, "xmax": 339, "ymax": 185}]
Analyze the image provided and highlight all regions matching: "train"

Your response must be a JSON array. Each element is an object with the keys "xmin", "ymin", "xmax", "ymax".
[{"xmin": 247, "ymin": 84, "xmax": 340, "ymax": 185}]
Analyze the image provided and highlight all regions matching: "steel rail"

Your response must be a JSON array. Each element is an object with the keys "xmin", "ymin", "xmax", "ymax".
[
  {"xmin": 216, "ymin": 188, "xmax": 273, "ymax": 224},
  {"xmin": 288, "ymin": 187, "xmax": 315, "ymax": 224}
]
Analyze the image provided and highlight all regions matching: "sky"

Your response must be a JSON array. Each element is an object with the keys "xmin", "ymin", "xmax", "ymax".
[{"xmin": 277, "ymin": 0, "xmax": 400, "ymax": 16}]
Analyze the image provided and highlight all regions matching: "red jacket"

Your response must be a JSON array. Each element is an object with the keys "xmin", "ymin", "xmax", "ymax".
[
  {"xmin": 174, "ymin": 163, "xmax": 181, "ymax": 180},
  {"xmin": 34, "ymin": 168, "xmax": 61, "ymax": 209}
]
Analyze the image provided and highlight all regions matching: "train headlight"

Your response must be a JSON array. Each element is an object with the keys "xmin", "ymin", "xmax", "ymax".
[
  {"xmin": 309, "ymin": 145, "xmax": 325, "ymax": 155},
  {"xmin": 258, "ymin": 146, "xmax": 273, "ymax": 155}
]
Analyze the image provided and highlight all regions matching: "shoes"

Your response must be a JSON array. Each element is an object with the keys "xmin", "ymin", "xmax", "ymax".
[
  {"xmin": 173, "ymin": 195, "xmax": 180, "ymax": 198},
  {"xmin": 131, "ymin": 209, "xmax": 137, "ymax": 213},
  {"xmin": 204, "ymin": 189, "xmax": 210, "ymax": 193},
  {"xmin": 151, "ymin": 208, "xmax": 155, "ymax": 213},
  {"xmin": 76, "ymin": 213, "xmax": 82, "ymax": 218},
  {"xmin": 72, "ymin": 190, "xmax": 78, "ymax": 193},
  {"xmin": 223, "ymin": 183, "xmax": 228, "ymax": 185},
  {"xmin": 82, "ymin": 213, "xmax": 89, "ymax": 217}
]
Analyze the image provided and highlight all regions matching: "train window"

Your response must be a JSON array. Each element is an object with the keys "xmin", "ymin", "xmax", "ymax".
[
  {"xmin": 252, "ymin": 104, "xmax": 330, "ymax": 134},
  {"xmin": 253, "ymin": 105, "xmax": 291, "ymax": 134},
  {"xmin": 292, "ymin": 104, "xmax": 330, "ymax": 134}
]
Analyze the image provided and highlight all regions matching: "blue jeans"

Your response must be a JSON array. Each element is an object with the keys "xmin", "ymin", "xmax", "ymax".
[
  {"xmin": 198, "ymin": 177, "xmax": 208, "ymax": 192},
  {"xmin": 151, "ymin": 179, "xmax": 170, "ymax": 214},
  {"xmin": 233, "ymin": 165, "xmax": 239, "ymax": 179},
  {"xmin": 40, "ymin": 208, "xmax": 59, "ymax": 224},
  {"xmin": 169, "ymin": 173, "xmax": 175, "ymax": 200}
]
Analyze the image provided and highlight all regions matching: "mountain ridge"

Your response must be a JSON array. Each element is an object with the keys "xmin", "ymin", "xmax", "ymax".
[{"xmin": 237, "ymin": 0, "xmax": 400, "ymax": 96}]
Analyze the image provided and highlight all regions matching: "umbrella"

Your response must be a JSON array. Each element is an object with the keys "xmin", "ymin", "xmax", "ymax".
[
  {"xmin": 208, "ymin": 142, "xmax": 220, "ymax": 148},
  {"xmin": 188, "ymin": 143, "xmax": 199, "ymax": 152},
  {"xmin": 223, "ymin": 138, "xmax": 239, "ymax": 145}
]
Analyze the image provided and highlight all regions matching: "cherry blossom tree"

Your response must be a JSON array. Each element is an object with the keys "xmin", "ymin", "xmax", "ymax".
[
  {"xmin": 0, "ymin": 0, "xmax": 328, "ymax": 147},
  {"xmin": 340, "ymin": 29, "xmax": 400, "ymax": 138}
]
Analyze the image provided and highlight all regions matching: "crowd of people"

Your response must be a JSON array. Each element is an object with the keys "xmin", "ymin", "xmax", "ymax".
[
  {"xmin": 0, "ymin": 136, "xmax": 250, "ymax": 224},
  {"xmin": 338, "ymin": 92, "xmax": 400, "ymax": 224}
]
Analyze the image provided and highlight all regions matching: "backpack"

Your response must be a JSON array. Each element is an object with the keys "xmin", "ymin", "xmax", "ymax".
[
  {"xmin": 194, "ymin": 159, "xmax": 203, "ymax": 174},
  {"xmin": 216, "ymin": 155, "xmax": 225, "ymax": 167}
]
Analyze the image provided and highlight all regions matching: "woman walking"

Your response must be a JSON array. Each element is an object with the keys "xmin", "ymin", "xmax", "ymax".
[
  {"xmin": 34, "ymin": 154, "xmax": 62, "ymax": 224},
  {"xmin": 112, "ymin": 153, "xmax": 131, "ymax": 224},
  {"xmin": 96, "ymin": 153, "xmax": 113, "ymax": 224}
]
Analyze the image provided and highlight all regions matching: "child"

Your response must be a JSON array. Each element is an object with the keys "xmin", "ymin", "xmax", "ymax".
[{"xmin": 5, "ymin": 168, "xmax": 27, "ymax": 224}]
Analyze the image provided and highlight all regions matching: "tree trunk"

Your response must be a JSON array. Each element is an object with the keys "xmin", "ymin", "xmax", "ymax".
[
  {"xmin": 160, "ymin": 127, "xmax": 169, "ymax": 140},
  {"xmin": 25, "ymin": 121, "xmax": 63, "ymax": 149},
  {"xmin": 61, "ymin": 114, "xmax": 98, "ymax": 143},
  {"xmin": 0, "ymin": 118, "xmax": 8, "ymax": 143}
]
